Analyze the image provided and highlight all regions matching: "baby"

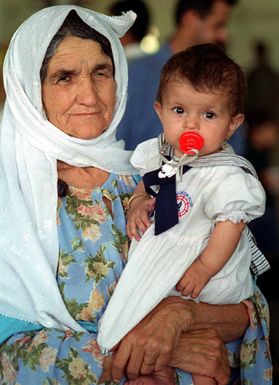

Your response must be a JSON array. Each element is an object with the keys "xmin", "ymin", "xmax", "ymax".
[{"xmin": 98, "ymin": 43, "xmax": 266, "ymax": 385}]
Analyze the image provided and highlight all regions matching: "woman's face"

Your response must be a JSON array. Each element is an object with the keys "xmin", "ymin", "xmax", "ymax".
[{"xmin": 42, "ymin": 36, "xmax": 116, "ymax": 139}]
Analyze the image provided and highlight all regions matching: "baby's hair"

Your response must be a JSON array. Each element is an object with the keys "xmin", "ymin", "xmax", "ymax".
[{"xmin": 156, "ymin": 43, "xmax": 246, "ymax": 116}]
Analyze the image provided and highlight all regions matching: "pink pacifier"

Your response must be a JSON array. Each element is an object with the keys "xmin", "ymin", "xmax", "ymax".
[{"xmin": 179, "ymin": 132, "xmax": 204, "ymax": 155}]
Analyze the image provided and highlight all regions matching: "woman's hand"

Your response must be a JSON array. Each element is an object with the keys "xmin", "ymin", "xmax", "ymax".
[
  {"xmin": 109, "ymin": 298, "xmax": 185, "ymax": 382},
  {"xmin": 170, "ymin": 329, "xmax": 230, "ymax": 385},
  {"xmin": 100, "ymin": 296, "xmax": 248, "ymax": 383},
  {"xmin": 100, "ymin": 328, "xmax": 230, "ymax": 385}
]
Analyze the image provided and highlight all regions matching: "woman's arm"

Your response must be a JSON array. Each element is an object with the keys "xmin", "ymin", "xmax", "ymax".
[
  {"xmin": 107, "ymin": 296, "xmax": 249, "ymax": 381},
  {"xmin": 174, "ymin": 297, "xmax": 249, "ymax": 342}
]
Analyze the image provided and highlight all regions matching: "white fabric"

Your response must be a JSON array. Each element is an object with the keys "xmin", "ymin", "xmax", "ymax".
[
  {"xmin": 97, "ymin": 139, "xmax": 266, "ymax": 352},
  {"xmin": 0, "ymin": 5, "xmax": 136, "ymax": 331}
]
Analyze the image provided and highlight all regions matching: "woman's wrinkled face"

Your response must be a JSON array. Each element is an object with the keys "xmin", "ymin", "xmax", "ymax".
[{"xmin": 42, "ymin": 36, "xmax": 116, "ymax": 139}]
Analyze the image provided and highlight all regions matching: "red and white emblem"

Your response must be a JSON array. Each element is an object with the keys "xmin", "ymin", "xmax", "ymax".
[{"xmin": 176, "ymin": 191, "xmax": 192, "ymax": 217}]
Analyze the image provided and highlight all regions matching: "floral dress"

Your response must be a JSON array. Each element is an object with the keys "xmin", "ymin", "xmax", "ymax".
[{"xmin": 0, "ymin": 174, "xmax": 272, "ymax": 385}]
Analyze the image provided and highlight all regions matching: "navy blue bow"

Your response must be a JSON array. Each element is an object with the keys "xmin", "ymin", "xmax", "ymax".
[{"xmin": 142, "ymin": 164, "xmax": 190, "ymax": 235}]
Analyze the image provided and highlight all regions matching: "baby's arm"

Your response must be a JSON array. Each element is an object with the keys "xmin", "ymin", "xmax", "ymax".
[
  {"xmin": 176, "ymin": 220, "xmax": 246, "ymax": 298},
  {"xmin": 127, "ymin": 180, "xmax": 155, "ymax": 241}
]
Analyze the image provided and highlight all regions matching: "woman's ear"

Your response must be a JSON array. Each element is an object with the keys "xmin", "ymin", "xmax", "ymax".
[
  {"xmin": 154, "ymin": 101, "xmax": 162, "ymax": 119},
  {"xmin": 228, "ymin": 113, "xmax": 245, "ymax": 138}
]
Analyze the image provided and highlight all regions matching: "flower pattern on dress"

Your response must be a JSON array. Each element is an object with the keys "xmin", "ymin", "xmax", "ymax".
[
  {"xmin": 84, "ymin": 246, "xmax": 115, "ymax": 283},
  {"xmin": 39, "ymin": 347, "xmax": 57, "ymax": 372},
  {"xmin": 57, "ymin": 348, "xmax": 98, "ymax": 385},
  {"xmin": 78, "ymin": 288, "xmax": 105, "ymax": 321},
  {"xmin": 240, "ymin": 339, "xmax": 258, "ymax": 368},
  {"xmin": 82, "ymin": 339, "xmax": 104, "ymax": 365},
  {"xmin": 1, "ymin": 352, "xmax": 17, "ymax": 385},
  {"xmin": 58, "ymin": 238, "xmax": 80, "ymax": 278},
  {"xmin": 82, "ymin": 223, "xmax": 101, "ymax": 241}
]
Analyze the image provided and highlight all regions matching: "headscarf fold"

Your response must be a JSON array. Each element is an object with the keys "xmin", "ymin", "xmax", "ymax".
[{"xmin": 0, "ymin": 5, "xmax": 136, "ymax": 331}]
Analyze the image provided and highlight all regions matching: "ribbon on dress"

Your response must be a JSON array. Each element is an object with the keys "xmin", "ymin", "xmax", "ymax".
[{"xmin": 143, "ymin": 162, "xmax": 190, "ymax": 235}]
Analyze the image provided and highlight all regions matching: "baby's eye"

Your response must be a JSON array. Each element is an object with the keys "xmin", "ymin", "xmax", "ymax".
[
  {"xmin": 204, "ymin": 111, "xmax": 215, "ymax": 119},
  {"xmin": 173, "ymin": 107, "xmax": 184, "ymax": 114}
]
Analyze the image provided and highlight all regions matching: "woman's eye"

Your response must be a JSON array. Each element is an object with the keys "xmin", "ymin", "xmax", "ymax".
[
  {"xmin": 96, "ymin": 71, "xmax": 106, "ymax": 77},
  {"xmin": 58, "ymin": 74, "xmax": 71, "ymax": 83},
  {"xmin": 173, "ymin": 107, "xmax": 184, "ymax": 114},
  {"xmin": 204, "ymin": 111, "xmax": 215, "ymax": 119},
  {"xmin": 95, "ymin": 70, "xmax": 113, "ymax": 79}
]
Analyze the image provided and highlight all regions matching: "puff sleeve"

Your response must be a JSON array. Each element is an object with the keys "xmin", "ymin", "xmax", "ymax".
[
  {"xmin": 204, "ymin": 167, "xmax": 266, "ymax": 224},
  {"xmin": 130, "ymin": 138, "xmax": 160, "ymax": 176}
]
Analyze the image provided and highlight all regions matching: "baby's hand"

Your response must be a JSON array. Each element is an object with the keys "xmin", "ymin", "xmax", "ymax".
[
  {"xmin": 127, "ymin": 196, "xmax": 155, "ymax": 241},
  {"xmin": 176, "ymin": 258, "xmax": 213, "ymax": 299}
]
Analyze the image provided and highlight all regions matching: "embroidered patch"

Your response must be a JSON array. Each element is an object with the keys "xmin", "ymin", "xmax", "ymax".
[{"xmin": 176, "ymin": 191, "xmax": 193, "ymax": 217}]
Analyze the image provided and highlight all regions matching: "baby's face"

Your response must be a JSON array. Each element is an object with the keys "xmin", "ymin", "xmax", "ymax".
[{"xmin": 154, "ymin": 79, "xmax": 244, "ymax": 157}]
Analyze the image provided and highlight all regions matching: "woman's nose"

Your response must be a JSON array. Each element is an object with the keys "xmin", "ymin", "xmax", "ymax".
[{"xmin": 76, "ymin": 77, "xmax": 98, "ymax": 105}]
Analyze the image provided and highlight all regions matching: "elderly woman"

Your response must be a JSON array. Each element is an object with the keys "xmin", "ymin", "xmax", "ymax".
[{"xmin": 0, "ymin": 5, "xmax": 271, "ymax": 385}]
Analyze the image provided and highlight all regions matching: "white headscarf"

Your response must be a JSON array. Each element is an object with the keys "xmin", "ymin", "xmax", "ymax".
[{"xmin": 0, "ymin": 6, "xmax": 136, "ymax": 331}]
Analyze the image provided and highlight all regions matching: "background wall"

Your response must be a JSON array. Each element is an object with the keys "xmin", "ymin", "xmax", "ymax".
[{"xmin": 1, "ymin": 0, "xmax": 279, "ymax": 72}]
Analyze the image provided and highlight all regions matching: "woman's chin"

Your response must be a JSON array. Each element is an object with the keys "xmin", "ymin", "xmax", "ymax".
[{"xmin": 63, "ymin": 127, "xmax": 107, "ymax": 140}]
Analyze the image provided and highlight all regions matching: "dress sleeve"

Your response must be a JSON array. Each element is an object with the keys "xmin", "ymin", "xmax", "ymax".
[
  {"xmin": 130, "ymin": 138, "xmax": 161, "ymax": 175},
  {"xmin": 204, "ymin": 168, "xmax": 266, "ymax": 224}
]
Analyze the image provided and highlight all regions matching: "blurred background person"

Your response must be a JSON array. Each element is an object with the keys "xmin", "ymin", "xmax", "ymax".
[
  {"xmin": 245, "ymin": 110, "xmax": 279, "ymax": 257},
  {"xmin": 246, "ymin": 40, "xmax": 279, "ymax": 120},
  {"xmin": 109, "ymin": 0, "xmax": 151, "ymax": 61},
  {"xmin": 116, "ymin": 0, "xmax": 246, "ymax": 154}
]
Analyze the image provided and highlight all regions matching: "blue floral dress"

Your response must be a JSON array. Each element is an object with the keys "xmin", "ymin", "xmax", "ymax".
[{"xmin": 0, "ymin": 174, "xmax": 272, "ymax": 385}]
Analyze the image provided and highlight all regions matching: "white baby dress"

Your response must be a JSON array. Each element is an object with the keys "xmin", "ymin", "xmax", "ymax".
[{"xmin": 97, "ymin": 139, "xmax": 266, "ymax": 353}]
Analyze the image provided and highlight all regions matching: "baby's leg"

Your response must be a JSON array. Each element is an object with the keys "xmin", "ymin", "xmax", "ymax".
[
  {"xmin": 192, "ymin": 373, "xmax": 216, "ymax": 385},
  {"xmin": 125, "ymin": 366, "xmax": 175, "ymax": 385}
]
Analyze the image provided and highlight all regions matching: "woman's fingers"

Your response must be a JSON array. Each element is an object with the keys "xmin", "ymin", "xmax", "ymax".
[
  {"xmin": 110, "ymin": 341, "xmax": 132, "ymax": 382},
  {"xmin": 98, "ymin": 355, "xmax": 113, "ymax": 383},
  {"xmin": 140, "ymin": 361, "xmax": 156, "ymax": 375},
  {"xmin": 140, "ymin": 350, "xmax": 159, "ymax": 375},
  {"xmin": 111, "ymin": 307, "xmax": 179, "ymax": 380},
  {"xmin": 125, "ymin": 341, "xmax": 147, "ymax": 378},
  {"xmin": 170, "ymin": 329, "xmax": 230, "ymax": 385},
  {"xmin": 111, "ymin": 297, "xmax": 187, "ymax": 381}
]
